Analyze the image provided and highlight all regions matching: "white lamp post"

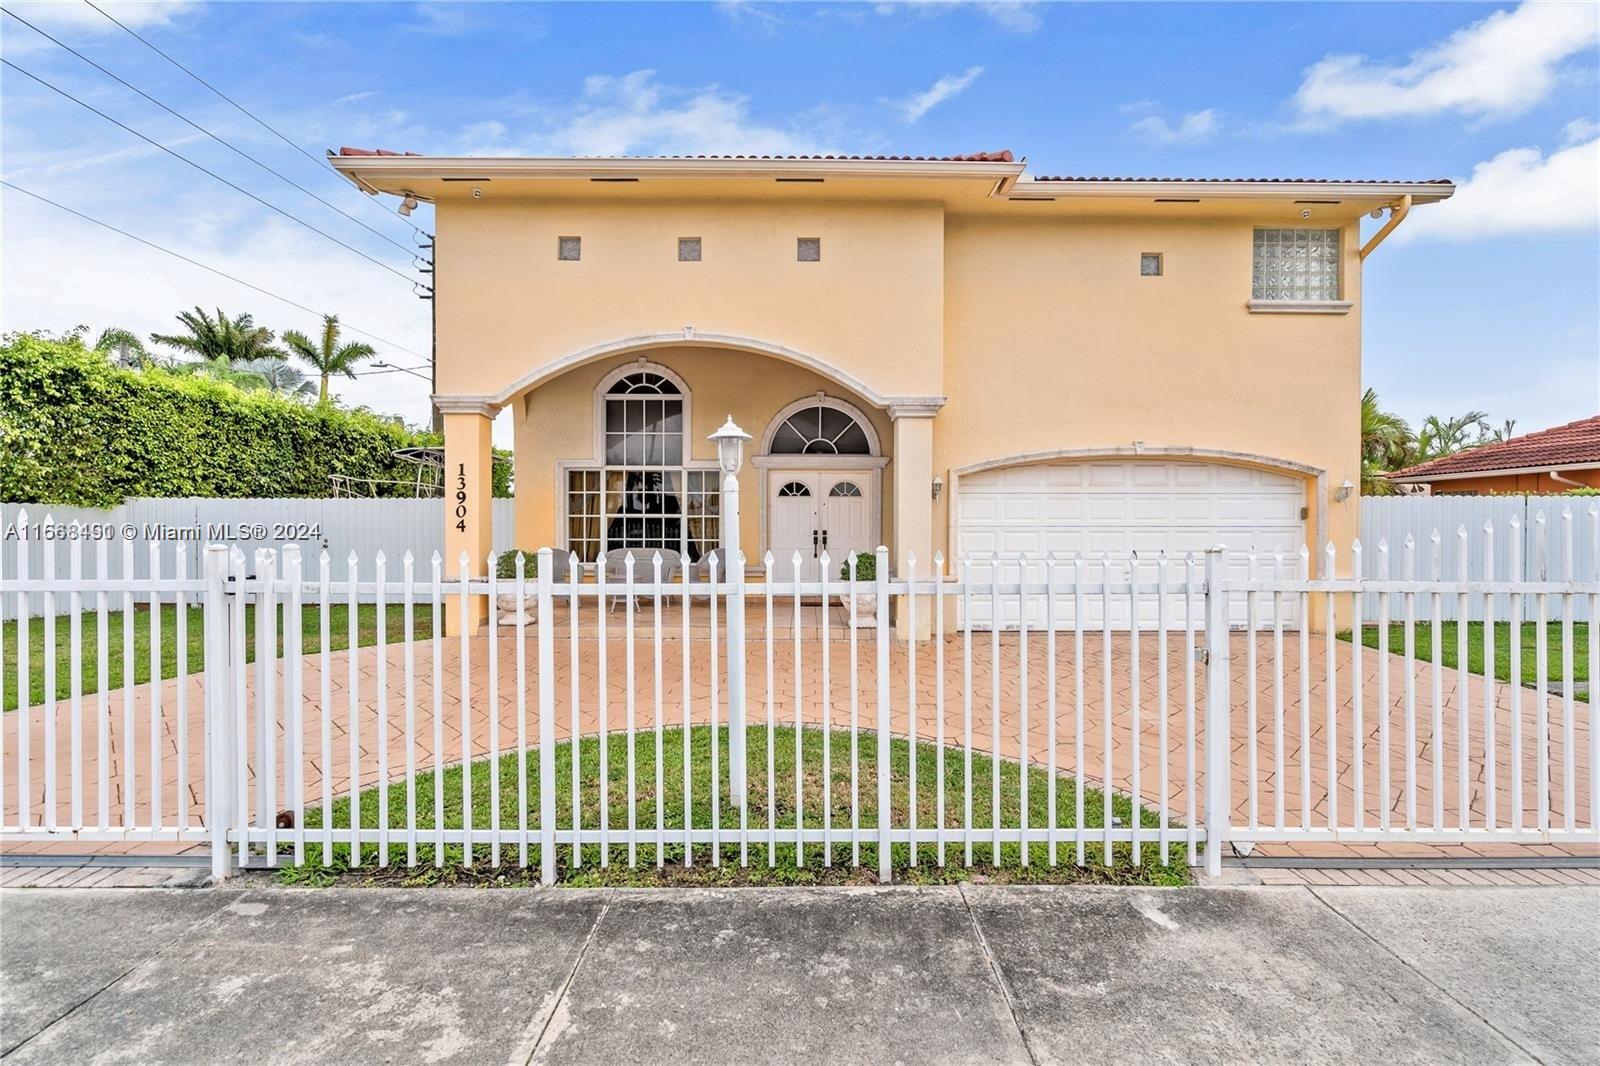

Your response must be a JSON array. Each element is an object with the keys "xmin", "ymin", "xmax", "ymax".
[{"xmin": 708, "ymin": 416, "xmax": 752, "ymax": 803}]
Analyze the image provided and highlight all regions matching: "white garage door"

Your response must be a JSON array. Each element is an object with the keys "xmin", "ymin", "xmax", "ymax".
[{"xmin": 956, "ymin": 459, "xmax": 1304, "ymax": 629}]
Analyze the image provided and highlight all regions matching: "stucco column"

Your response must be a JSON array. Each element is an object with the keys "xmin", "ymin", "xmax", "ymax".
[
  {"xmin": 890, "ymin": 404, "xmax": 939, "ymax": 640},
  {"xmin": 441, "ymin": 403, "xmax": 497, "ymax": 635}
]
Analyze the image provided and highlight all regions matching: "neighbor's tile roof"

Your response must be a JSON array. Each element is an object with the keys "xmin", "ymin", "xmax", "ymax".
[
  {"xmin": 335, "ymin": 147, "xmax": 1017, "ymax": 162},
  {"xmin": 1391, "ymin": 415, "xmax": 1600, "ymax": 480}
]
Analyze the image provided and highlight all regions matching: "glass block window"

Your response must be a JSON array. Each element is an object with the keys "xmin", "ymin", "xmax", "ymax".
[
  {"xmin": 1140, "ymin": 253, "xmax": 1163, "ymax": 277},
  {"xmin": 558, "ymin": 236, "xmax": 581, "ymax": 261},
  {"xmin": 797, "ymin": 237, "xmax": 821, "ymax": 262},
  {"xmin": 678, "ymin": 237, "xmax": 702, "ymax": 262},
  {"xmin": 1252, "ymin": 228, "xmax": 1339, "ymax": 301}
]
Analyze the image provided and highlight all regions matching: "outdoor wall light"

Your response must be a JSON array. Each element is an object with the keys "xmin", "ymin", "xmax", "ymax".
[
  {"xmin": 932, "ymin": 475, "xmax": 944, "ymax": 500},
  {"xmin": 399, "ymin": 194, "xmax": 419, "ymax": 217},
  {"xmin": 1335, "ymin": 479, "xmax": 1355, "ymax": 502},
  {"xmin": 709, "ymin": 416, "xmax": 752, "ymax": 477}
]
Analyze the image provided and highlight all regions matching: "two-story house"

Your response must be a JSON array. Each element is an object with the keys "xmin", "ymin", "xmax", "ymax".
[{"xmin": 331, "ymin": 148, "xmax": 1452, "ymax": 629}]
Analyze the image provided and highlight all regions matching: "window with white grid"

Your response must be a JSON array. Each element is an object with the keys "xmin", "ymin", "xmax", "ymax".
[{"xmin": 1252, "ymin": 228, "xmax": 1339, "ymax": 301}]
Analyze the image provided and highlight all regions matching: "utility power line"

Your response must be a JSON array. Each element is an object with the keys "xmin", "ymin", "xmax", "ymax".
[
  {"xmin": 2, "ymin": 179, "xmax": 429, "ymax": 360},
  {"xmin": 2, "ymin": 58, "xmax": 419, "ymax": 286},
  {"xmin": 1, "ymin": 7, "xmax": 419, "ymax": 258},
  {"xmin": 82, "ymin": 0, "xmax": 429, "ymax": 240}
]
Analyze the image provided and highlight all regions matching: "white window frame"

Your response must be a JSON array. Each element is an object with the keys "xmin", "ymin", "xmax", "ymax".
[{"xmin": 557, "ymin": 359, "xmax": 720, "ymax": 564}]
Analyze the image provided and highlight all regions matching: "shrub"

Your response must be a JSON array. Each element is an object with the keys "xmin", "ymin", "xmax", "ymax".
[
  {"xmin": 0, "ymin": 335, "xmax": 511, "ymax": 505},
  {"xmin": 839, "ymin": 551, "xmax": 876, "ymax": 582},
  {"xmin": 494, "ymin": 550, "xmax": 538, "ymax": 580}
]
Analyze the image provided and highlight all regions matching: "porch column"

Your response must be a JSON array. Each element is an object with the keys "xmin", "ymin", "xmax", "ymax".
[
  {"xmin": 890, "ymin": 403, "xmax": 940, "ymax": 640},
  {"xmin": 440, "ymin": 401, "xmax": 498, "ymax": 636}
]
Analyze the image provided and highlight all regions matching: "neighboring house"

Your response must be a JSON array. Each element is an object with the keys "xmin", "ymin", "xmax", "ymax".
[
  {"xmin": 332, "ymin": 148, "xmax": 1453, "ymax": 627},
  {"xmin": 1388, "ymin": 414, "xmax": 1600, "ymax": 496}
]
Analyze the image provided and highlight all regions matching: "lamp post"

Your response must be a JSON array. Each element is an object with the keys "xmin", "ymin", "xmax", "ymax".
[{"xmin": 708, "ymin": 416, "xmax": 752, "ymax": 804}]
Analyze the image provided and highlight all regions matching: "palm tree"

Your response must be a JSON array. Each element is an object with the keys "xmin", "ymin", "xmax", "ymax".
[
  {"xmin": 234, "ymin": 356, "xmax": 318, "ymax": 400},
  {"xmin": 1359, "ymin": 388, "xmax": 1413, "ymax": 496},
  {"xmin": 281, "ymin": 314, "xmax": 376, "ymax": 403},
  {"xmin": 93, "ymin": 327, "xmax": 149, "ymax": 368},
  {"xmin": 1416, "ymin": 411, "xmax": 1491, "ymax": 463},
  {"xmin": 150, "ymin": 307, "xmax": 282, "ymax": 363}
]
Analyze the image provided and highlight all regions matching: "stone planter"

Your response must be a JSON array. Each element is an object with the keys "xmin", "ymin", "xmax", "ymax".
[
  {"xmin": 496, "ymin": 593, "xmax": 535, "ymax": 625},
  {"xmin": 839, "ymin": 592, "xmax": 878, "ymax": 628}
]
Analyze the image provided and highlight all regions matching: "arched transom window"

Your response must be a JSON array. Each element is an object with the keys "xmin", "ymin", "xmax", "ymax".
[
  {"xmin": 567, "ymin": 367, "xmax": 719, "ymax": 564},
  {"xmin": 769, "ymin": 400, "xmax": 873, "ymax": 455}
]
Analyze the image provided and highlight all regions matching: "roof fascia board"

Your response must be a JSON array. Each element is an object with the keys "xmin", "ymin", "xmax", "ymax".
[
  {"xmin": 330, "ymin": 155, "xmax": 1028, "ymax": 185},
  {"xmin": 1012, "ymin": 179, "xmax": 1454, "ymax": 202}
]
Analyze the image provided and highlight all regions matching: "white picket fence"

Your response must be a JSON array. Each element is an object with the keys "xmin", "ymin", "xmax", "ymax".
[
  {"xmin": 2, "ymin": 529, "xmax": 1596, "ymax": 881},
  {"xmin": 1360, "ymin": 496, "xmax": 1598, "ymax": 621},
  {"xmin": 0, "ymin": 499, "xmax": 517, "ymax": 615}
]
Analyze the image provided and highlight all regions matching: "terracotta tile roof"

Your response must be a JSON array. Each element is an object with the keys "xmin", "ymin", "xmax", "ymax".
[
  {"xmin": 333, "ymin": 147, "xmax": 1016, "ymax": 162},
  {"xmin": 1030, "ymin": 175, "xmax": 1453, "ymax": 184},
  {"xmin": 335, "ymin": 146, "xmax": 422, "ymax": 157},
  {"xmin": 1391, "ymin": 415, "xmax": 1600, "ymax": 480}
]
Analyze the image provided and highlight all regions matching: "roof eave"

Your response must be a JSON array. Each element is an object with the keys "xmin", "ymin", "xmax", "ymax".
[
  {"xmin": 328, "ymin": 153, "xmax": 1030, "ymax": 196},
  {"xmin": 1012, "ymin": 178, "xmax": 1454, "ymax": 203},
  {"xmin": 1388, "ymin": 460, "xmax": 1600, "ymax": 483}
]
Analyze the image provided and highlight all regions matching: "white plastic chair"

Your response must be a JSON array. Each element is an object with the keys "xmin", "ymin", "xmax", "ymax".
[{"xmin": 602, "ymin": 548, "xmax": 681, "ymax": 612}]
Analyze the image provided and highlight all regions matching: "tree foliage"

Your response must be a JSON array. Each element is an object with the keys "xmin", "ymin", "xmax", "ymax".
[
  {"xmin": 150, "ymin": 307, "xmax": 284, "ymax": 363},
  {"xmin": 281, "ymin": 314, "xmax": 376, "ymax": 403},
  {"xmin": 0, "ymin": 334, "xmax": 509, "ymax": 506}
]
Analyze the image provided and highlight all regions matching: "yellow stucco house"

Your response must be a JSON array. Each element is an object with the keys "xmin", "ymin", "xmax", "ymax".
[{"xmin": 331, "ymin": 147, "xmax": 1452, "ymax": 626}]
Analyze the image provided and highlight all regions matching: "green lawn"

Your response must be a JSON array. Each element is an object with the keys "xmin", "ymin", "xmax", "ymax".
[
  {"xmin": 3, "ymin": 605, "xmax": 431, "ymax": 714},
  {"xmin": 1341, "ymin": 622, "xmax": 1589, "ymax": 694},
  {"xmin": 278, "ymin": 724, "xmax": 1193, "ymax": 887}
]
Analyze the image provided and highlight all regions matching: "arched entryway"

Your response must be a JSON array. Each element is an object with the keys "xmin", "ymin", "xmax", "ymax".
[{"xmin": 753, "ymin": 394, "xmax": 889, "ymax": 580}]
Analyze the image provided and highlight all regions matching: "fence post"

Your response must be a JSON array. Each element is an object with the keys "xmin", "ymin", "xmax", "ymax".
[
  {"xmin": 203, "ymin": 545, "xmax": 236, "ymax": 881},
  {"xmin": 727, "ymin": 547, "xmax": 747, "ymax": 805},
  {"xmin": 875, "ymin": 545, "xmax": 891, "ymax": 883},
  {"xmin": 1203, "ymin": 546, "xmax": 1231, "ymax": 878},
  {"xmin": 537, "ymin": 547, "xmax": 556, "ymax": 886}
]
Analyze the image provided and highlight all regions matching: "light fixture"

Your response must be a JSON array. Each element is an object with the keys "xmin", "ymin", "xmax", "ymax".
[
  {"xmin": 1334, "ymin": 479, "xmax": 1355, "ymax": 502},
  {"xmin": 932, "ymin": 475, "xmax": 944, "ymax": 500},
  {"xmin": 472, "ymin": 187, "xmax": 482, "ymax": 199},
  {"xmin": 1300, "ymin": 208, "xmax": 1313, "ymax": 219},
  {"xmin": 398, "ymin": 194, "xmax": 419, "ymax": 217},
  {"xmin": 708, "ymin": 416, "xmax": 752, "ymax": 477}
]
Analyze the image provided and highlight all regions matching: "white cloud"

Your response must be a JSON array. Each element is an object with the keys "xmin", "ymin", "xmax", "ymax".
[
  {"xmin": 1561, "ymin": 116, "xmax": 1600, "ymax": 146},
  {"xmin": 888, "ymin": 66, "xmax": 984, "ymax": 123},
  {"xmin": 527, "ymin": 70, "xmax": 814, "ymax": 157},
  {"xmin": 872, "ymin": 2, "xmax": 1043, "ymax": 35},
  {"xmin": 715, "ymin": 1, "xmax": 784, "ymax": 32},
  {"xmin": 1400, "ymin": 131, "xmax": 1600, "ymax": 241},
  {"xmin": 1295, "ymin": 2, "xmax": 1600, "ymax": 124},
  {"xmin": 0, "ymin": 1, "xmax": 201, "ymax": 32},
  {"xmin": 1128, "ymin": 108, "xmax": 1220, "ymax": 146}
]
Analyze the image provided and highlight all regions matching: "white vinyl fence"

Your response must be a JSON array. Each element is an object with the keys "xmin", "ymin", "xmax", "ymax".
[
  {"xmin": 1, "ymin": 499, "xmax": 517, "ymax": 615},
  {"xmin": 1360, "ymin": 496, "xmax": 1598, "ymax": 621},
  {"xmin": 3, "ymin": 525, "xmax": 1595, "ymax": 882}
]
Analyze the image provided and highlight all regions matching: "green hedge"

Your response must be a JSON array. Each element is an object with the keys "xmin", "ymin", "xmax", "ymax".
[{"xmin": 0, "ymin": 336, "xmax": 510, "ymax": 506}]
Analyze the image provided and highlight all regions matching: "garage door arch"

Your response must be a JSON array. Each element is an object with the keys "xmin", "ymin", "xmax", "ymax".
[{"xmin": 949, "ymin": 447, "xmax": 1324, "ymax": 628}]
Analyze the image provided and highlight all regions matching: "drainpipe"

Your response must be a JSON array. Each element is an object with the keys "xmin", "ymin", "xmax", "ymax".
[{"xmin": 1359, "ymin": 195, "xmax": 1412, "ymax": 260}]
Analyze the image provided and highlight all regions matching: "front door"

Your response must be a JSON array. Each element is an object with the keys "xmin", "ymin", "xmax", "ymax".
[{"xmin": 768, "ymin": 472, "xmax": 876, "ymax": 583}]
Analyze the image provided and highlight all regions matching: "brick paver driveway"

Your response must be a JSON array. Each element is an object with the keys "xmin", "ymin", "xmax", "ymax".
[{"xmin": 4, "ymin": 608, "xmax": 1593, "ymax": 861}]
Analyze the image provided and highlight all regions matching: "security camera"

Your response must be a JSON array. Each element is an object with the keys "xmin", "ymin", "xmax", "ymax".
[{"xmin": 398, "ymin": 194, "xmax": 419, "ymax": 217}]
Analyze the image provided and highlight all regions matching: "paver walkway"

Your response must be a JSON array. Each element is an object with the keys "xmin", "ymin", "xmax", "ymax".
[{"xmin": 3, "ymin": 614, "xmax": 1593, "ymax": 860}]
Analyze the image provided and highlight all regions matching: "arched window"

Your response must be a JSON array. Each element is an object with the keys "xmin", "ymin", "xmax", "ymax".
[
  {"xmin": 769, "ymin": 400, "xmax": 872, "ymax": 455},
  {"xmin": 828, "ymin": 481, "xmax": 862, "ymax": 497},
  {"xmin": 778, "ymin": 481, "xmax": 812, "ymax": 497},
  {"xmin": 567, "ymin": 365, "xmax": 718, "ymax": 564}
]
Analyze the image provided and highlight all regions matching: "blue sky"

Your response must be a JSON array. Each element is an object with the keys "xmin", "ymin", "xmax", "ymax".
[{"xmin": 2, "ymin": 0, "xmax": 1596, "ymax": 447}]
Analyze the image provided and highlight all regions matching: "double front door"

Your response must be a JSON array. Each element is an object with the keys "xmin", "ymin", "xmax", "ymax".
[{"xmin": 768, "ymin": 471, "xmax": 875, "ymax": 583}]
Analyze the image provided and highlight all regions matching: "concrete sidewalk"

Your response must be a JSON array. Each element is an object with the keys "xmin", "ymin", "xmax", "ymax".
[{"xmin": 0, "ymin": 884, "xmax": 1595, "ymax": 1065}]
